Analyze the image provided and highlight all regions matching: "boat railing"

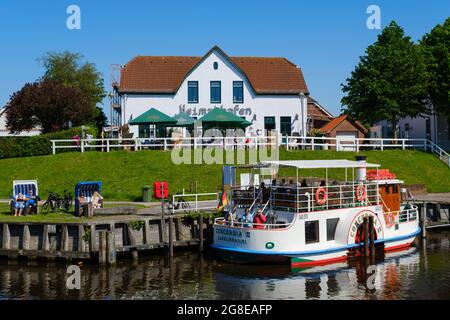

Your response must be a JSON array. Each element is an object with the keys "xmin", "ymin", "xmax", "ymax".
[
  {"xmin": 386, "ymin": 205, "xmax": 419, "ymax": 223},
  {"xmin": 270, "ymin": 182, "xmax": 380, "ymax": 213},
  {"xmin": 214, "ymin": 217, "xmax": 292, "ymax": 230},
  {"xmin": 231, "ymin": 186, "xmax": 270, "ymax": 208}
]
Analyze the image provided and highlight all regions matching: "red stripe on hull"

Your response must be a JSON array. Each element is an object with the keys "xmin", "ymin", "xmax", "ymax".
[
  {"xmin": 291, "ymin": 255, "xmax": 347, "ymax": 268},
  {"xmin": 291, "ymin": 240, "xmax": 415, "ymax": 268},
  {"xmin": 385, "ymin": 241, "xmax": 415, "ymax": 252}
]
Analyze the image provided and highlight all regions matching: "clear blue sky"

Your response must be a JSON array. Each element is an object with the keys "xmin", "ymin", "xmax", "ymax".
[{"xmin": 0, "ymin": 0, "xmax": 449, "ymax": 117}]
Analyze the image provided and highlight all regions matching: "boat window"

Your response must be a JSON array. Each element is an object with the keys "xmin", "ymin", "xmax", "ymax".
[
  {"xmin": 326, "ymin": 218, "xmax": 339, "ymax": 241},
  {"xmin": 392, "ymin": 185, "xmax": 398, "ymax": 194},
  {"xmin": 305, "ymin": 220, "xmax": 319, "ymax": 244}
]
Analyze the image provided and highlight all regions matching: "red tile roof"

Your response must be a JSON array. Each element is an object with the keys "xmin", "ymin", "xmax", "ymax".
[
  {"xmin": 307, "ymin": 96, "xmax": 333, "ymax": 120},
  {"xmin": 319, "ymin": 114, "xmax": 368, "ymax": 134},
  {"xmin": 118, "ymin": 47, "xmax": 309, "ymax": 95}
]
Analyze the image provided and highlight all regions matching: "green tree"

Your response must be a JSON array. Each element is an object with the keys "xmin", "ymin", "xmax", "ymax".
[
  {"xmin": 40, "ymin": 51, "xmax": 106, "ymax": 115},
  {"xmin": 420, "ymin": 18, "xmax": 450, "ymax": 117},
  {"xmin": 341, "ymin": 21, "xmax": 429, "ymax": 138},
  {"xmin": 5, "ymin": 79, "xmax": 94, "ymax": 134}
]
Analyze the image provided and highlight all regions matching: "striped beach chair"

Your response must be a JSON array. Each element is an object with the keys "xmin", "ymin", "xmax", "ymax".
[
  {"xmin": 74, "ymin": 181, "xmax": 102, "ymax": 216},
  {"xmin": 10, "ymin": 180, "xmax": 39, "ymax": 215}
]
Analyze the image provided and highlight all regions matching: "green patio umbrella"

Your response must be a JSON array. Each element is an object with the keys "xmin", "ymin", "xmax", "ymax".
[
  {"xmin": 129, "ymin": 108, "xmax": 177, "ymax": 125},
  {"xmin": 129, "ymin": 108, "xmax": 177, "ymax": 138},
  {"xmin": 172, "ymin": 112, "xmax": 196, "ymax": 127},
  {"xmin": 197, "ymin": 108, "xmax": 252, "ymax": 129}
]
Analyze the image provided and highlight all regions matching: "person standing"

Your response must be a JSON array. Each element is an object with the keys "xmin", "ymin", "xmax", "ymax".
[{"xmin": 253, "ymin": 209, "xmax": 267, "ymax": 229}]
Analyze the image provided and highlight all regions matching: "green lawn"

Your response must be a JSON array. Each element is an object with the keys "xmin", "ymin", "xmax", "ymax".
[
  {"xmin": 0, "ymin": 202, "xmax": 84, "ymax": 223},
  {"xmin": 0, "ymin": 149, "xmax": 448, "ymax": 202}
]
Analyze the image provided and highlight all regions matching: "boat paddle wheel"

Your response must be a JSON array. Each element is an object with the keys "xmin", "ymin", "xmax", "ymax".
[{"xmin": 348, "ymin": 222, "xmax": 381, "ymax": 258}]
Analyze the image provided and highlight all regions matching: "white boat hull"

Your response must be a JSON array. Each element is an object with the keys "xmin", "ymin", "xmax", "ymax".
[{"xmin": 212, "ymin": 205, "xmax": 420, "ymax": 268}]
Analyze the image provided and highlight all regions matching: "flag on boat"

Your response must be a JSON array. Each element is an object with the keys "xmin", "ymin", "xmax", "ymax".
[{"xmin": 217, "ymin": 191, "xmax": 229, "ymax": 212}]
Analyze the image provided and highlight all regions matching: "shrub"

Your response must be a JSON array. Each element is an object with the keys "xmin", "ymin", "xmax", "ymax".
[{"xmin": 0, "ymin": 126, "xmax": 97, "ymax": 159}]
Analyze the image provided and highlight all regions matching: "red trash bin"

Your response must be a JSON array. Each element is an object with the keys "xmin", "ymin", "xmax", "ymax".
[{"xmin": 153, "ymin": 181, "xmax": 169, "ymax": 199}]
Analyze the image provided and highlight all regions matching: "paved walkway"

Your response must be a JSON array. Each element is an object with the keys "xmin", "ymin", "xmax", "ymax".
[
  {"xmin": 1, "ymin": 199, "xmax": 217, "ymax": 216},
  {"xmin": 412, "ymin": 193, "xmax": 450, "ymax": 204}
]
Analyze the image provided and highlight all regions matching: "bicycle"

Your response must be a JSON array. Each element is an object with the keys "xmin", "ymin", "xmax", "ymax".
[
  {"xmin": 41, "ymin": 192, "xmax": 61, "ymax": 214},
  {"xmin": 42, "ymin": 191, "xmax": 72, "ymax": 214},
  {"xmin": 166, "ymin": 196, "xmax": 190, "ymax": 213},
  {"xmin": 62, "ymin": 189, "xmax": 73, "ymax": 212}
]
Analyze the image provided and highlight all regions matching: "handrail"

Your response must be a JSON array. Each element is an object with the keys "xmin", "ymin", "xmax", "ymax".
[
  {"xmin": 171, "ymin": 192, "xmax": 219, "ymax": 214},
  {"xmin": 270, "ymin": 182, "xmax": 380, "ymax": 213},
  {"xmin": 50, "ymin": 135, "xmax": 449, "ymax": 166},
  {"xmin": 214, "ymin": 217, "xmax": 291, "ymax": 229},
  {"xmin": 384, "ymin": 205, "xmax": 418, "ymax": 223},
  {"xmin": 261, "ymin": 199, "xmax": 270, "ymax": 216},
  {"xmin": 426, "ymin": 139, "xmax": 450, "ymax": 167},
  {"xmin": 248, "ymin": 189, "xmax": 263, "ymax": 213}
]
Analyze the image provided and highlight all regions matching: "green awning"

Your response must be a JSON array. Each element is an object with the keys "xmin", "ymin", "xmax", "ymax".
[
  {"xmin": 197, "ymin": 108, "xmax": 251, "ymax": 128},
  {"xmin": 173, "ymin": 112, "xmax": 195, "ymax": 127},
  {"xmin": 129, "ymin": 108, "xmax": 177, "ymax": 125}
]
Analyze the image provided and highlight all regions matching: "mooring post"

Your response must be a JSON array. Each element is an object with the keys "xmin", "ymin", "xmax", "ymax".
[
  {"xmin": 160, "ymin": 183, "xmax": 166, "ymax": 243},
  {"xmin": 369, "ymin": 216, "xmax": 375, "ymax": 257},
  {"xmin": 436, "ymin": 203, "xmax": 442, "ymax": 222},
  {"xmin": 106, "ymin": 231, "xmax": 116, "ymax": 265},
  {"xmin": 23, "ymin": 225, "xmax": 31, "ymax": 250},
  {"xmin": 168, "ymin": 215, "xmax": 174, "ymax": 258},
  {"xmin": 90, "ymin": 225, "xmax": 96, "ymax": 253},
  {"xmin": 127, "ymin": 223, "xmax": 138, "ymax": 260},
  {"xmin": 99, "ymin": 231, "xmax": 107, "ymax": 264},
  {"xmin": 421, "ymin": 203, "xmax": 427, "ymax": 238},
  {"xmin": 363, "ymin": 217, "xmax": 369, "ymax": 257},
  {"xmin": 42, "ymin": 225, "xmax": 50, "ymax": 251},
  {"xmin": 143, "ymin": 220, "xmax": 150, "ymax": 244},
  {"xmin": 2, "ymin": 224, "xmax": 10, "ymax": 250},
  {"xmin": 62, "ymin": 225, "xmax": 70, "ymax": 252},
  {"xmin": 78, "ymin": 225, "xmax": 85, "ymax": 252},
  {"xmin": 199, "ymin": 213, "xmax": 204, "ymax": 253}
]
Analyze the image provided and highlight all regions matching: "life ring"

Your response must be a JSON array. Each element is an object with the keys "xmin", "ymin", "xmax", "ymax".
[
  {"xmin": 356, "ymin": 184, "xmax": 367, "ymax": 202},
  {"xmin": 385, "ymin": 212, "xmax": 395, "ymax": 228},
  {"xmin": 315, "ymin": 187, "xmax": 327, "ymax": 205}
]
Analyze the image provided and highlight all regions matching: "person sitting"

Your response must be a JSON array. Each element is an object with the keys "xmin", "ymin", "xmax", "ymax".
[
  {"xmin": 301, "ymin": 179, "xmax": 308, "ymax": 188},
  {"xmin": 320, "ymin": 180, "xmax": 326, "ymax": 187},
  {"xmin": 240, "ymin": 208, "xmax": 253, "ymax": 228},
  {"xmin": 13, "ymin": 193, "xmax": 26, "ymax": 216},
  {"xmin": 92, "ymin": 191, "xmax": 103, "ymax": 209},
  {"xmin": 77, "ymin": 192, "xmax": 89, "ymax": 217},
  {"xmin": 253, "ymin": 209, "xmax": 267, "ymax": 229},
  {"xmin": 24, "ymin": 189, "xmax": 39, "ymax": 215}
]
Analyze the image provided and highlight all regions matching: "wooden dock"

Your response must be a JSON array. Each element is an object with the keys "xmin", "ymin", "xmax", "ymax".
[
  {"xmin": 412, "ymin": 198, "xmax": 450, "ymax": 231},
  {"xmin": 0, "ymin": 213, "xmax": 210, "ymax": 263}
]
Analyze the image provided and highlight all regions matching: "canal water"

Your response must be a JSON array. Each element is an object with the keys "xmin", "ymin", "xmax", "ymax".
[{"xmin": 0, "ymin": 230, "xmax": 449, "ymax": 300}]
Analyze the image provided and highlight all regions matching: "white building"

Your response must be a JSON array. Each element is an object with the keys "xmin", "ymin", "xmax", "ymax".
[
  {"xmin": 111, "ymin": 46, "xmax": 309, "ymax": 139},
  {"xmin": 372, "ymin": 110, "xmax": 450, "ymax": 151},
  {"xmin": 0, "ymin": 108, "xmax": 40, "ymax": 137}
]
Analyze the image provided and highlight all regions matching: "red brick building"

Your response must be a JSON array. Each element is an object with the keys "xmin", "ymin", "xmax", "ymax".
[
  {"xmin": 307, "ymin": 96, "xmax": 333, "ymax": 132},
  {"xmin": 319, "ymin": 114, "xmax": 368, "ymax": 139}
]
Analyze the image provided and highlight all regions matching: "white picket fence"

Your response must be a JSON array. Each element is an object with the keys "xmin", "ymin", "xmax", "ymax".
[{"xmin": 50, "ymin": 135, "xmax": 450, "ymax": 167}]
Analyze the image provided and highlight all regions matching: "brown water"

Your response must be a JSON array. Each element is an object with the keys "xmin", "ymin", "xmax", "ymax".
[{"xmin": 0, "ymin": 231, "xmax": 449, "ymax": 300}]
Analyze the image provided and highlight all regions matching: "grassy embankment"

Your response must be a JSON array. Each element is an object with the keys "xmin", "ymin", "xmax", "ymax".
[{"xmin": 0, "ymin": 149, "xmax": 448, "ymax": 206}]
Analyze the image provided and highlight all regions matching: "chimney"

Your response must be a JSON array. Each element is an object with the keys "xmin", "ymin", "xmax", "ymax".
[{"xmin": 355, "ymin": 155, "xmax": 367, "ymax": 181}]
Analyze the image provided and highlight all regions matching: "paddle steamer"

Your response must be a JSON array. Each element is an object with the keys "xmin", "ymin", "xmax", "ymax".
[{"xmin": 212, "ymin": 157, "xmax": 420, "ymax": 268}]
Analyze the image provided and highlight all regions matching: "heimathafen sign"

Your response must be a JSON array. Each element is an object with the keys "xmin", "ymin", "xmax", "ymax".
[{"xmin": 179, "ymin": 105, "xmax": 252, "ymax": 117}]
